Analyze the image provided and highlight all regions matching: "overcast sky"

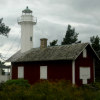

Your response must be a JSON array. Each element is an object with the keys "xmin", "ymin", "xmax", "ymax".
[{"xmin": 0, "ymin": 0, "xmax": 100, "ymax": 59}]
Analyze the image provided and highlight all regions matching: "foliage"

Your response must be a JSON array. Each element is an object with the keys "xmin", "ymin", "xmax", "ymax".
[
  {"xmin": 95, "ymin": 60, "xmax": 100, "ymax": 82},
  {"xmin": 0, "ymin": 18, "xmax": 10, "ymax": 59},
  {"xmin": 0, "ymin": 80, "xmax": 100, "ymax": 100},
  {"xmin": 61, "ymin": 25, "xmax": 81, "ymax": 45},
  {"xmin": 0, "ymin": 18, "xmax": 10, "ymax": 37},
  {"xmin": 90, "ymin": 35, "xmax": 100, "ymax": 81},
  {"xmin": 5, "ymin": 79, "xmax": 30, "ymax": 88},
  {"xmin": 0, "ymin": 82, "xmax": 5, "ymax": 91},
  {"xmin": 49, "ymin": 40, "xmax": 58, "ymax": 46},
  {"xmin": 90, "ymin": 35, "xmax": 100, "ymax": 55},
  {"xmin": 49, "ymin": 24, "xmax": 81, "ymax": 46},
  {"xmin": 0, "ymin": 61, "xmax": 6, "ymax": 75}
]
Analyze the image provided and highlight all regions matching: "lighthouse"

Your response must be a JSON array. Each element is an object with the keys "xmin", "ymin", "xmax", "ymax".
[{"xmin": 18, "ymin": 6, "xmax": 37, "ymax": 53}]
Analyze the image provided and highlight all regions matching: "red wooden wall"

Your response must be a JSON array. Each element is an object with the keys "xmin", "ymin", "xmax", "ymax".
[
  {"xmin": 12, "ymin": 60, "xmax": 72, "ymax": 84},
  {"xmin": 75, "ymin": 46, "xmax": 94, "ymax": 86}
]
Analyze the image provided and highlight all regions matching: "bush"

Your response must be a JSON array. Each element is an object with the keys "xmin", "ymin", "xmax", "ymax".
[
  {"xmin": 0, "ymin": 82, "xmax": 5, "ymax": 91},
  {"xmin": 0, "ymin": 80, "xmax": 99, "ymax": 100},
  {"xmin": 5, "ymin": 79, "xmax": 30, "ymax": 88}
]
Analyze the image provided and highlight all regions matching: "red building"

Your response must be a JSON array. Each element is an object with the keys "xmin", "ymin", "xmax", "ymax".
[{"xmin": 8, "ymin": 42, "xmax": 99, "ymax": 86}]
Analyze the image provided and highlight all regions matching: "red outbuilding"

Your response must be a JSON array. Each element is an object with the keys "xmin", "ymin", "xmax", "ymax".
[{"xmin": 8, "ymin": 41, "xmax": 99, "ymax": 86}]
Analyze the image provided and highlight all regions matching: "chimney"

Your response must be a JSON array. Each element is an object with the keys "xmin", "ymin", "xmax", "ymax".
[{"xmin": 40, "ymin": 38, "xmax": 48, "ymax": 48}]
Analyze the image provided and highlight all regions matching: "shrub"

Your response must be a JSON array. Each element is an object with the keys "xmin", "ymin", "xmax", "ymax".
[
  {"xmin": 5, "ymin": 79, "xmax": 30, "ymax": 88},
  {"xmin": 0, "ymin": 80, "xmax": 99, "ymax": 100},
  {"xmin": 0, "ymin": 82, "xmax": 5, "ymax": 91}
]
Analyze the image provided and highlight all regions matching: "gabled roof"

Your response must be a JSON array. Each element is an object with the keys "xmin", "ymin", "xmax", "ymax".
[{"xmin": 7, "ymin": 43, "xmax": 99, "ymax": 62}]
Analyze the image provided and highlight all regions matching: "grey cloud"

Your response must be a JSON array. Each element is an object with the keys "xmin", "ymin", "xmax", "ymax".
[
  {"xmin": 32, "ymin": 0, "xmax": 100, "ymax": 28},
  {"xmin": 66, "ymin": 0, "xmax": 100, "ymax": 17},
  {"xmin": 0, "ymin": 0, "xmax": 7, "ymax": 6}
]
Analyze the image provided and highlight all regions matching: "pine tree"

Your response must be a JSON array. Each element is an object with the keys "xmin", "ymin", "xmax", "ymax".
[
  {"xmin": 61, "ymin": 25, "xmax": 80, "ymax": 45},
  {"xmin": 49, "ymin": 40, "xmax": 58, "ymax": 46},
  {"xmin": 90, "ymin": 35, "xmax": 100, "ymax": 53},
  {"xmin": 0, "ymin": 18, "xmax": 10, "ymax": 37}
]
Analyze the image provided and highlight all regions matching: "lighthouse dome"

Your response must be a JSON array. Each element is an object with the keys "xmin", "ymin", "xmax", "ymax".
[{"xmin": 22, "ymin": 6, "xmax": 32, "ymax": 13}]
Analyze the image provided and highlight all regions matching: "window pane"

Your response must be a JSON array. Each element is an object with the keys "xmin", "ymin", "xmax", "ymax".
[
  {"xmin": 40, "ymin": 66, "xmax": 47, "ymax": 79},
  {"xmin": 18, "ymin": 67, "xmax": 24, "ymax": 78},
  {"xmin": 83, "ymin": 49, "xmax": 87, "ymax": 58}
]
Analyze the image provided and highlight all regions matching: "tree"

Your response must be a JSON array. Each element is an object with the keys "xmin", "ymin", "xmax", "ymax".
[
  {"xmin": 0, "ymin": 61, "xmax": 5, "ymax": 75},
  {"xmin": 61, "ymin": 25, "xmax": 80, "ymax": 45},
  {"xmin": 0, "ymin": 18, "xmax": 10, "ymax": 58},
  {"xmin": 49, "ymin": 40, "xmax": 58, "ymax": 46},
  {"xmin": 90, "ymin": 35, "xmax": 100, "ymax": 53},
  {"xmin": 0, "ymin": 18, "xmax": 10, "ymax": 37},
  {"xmin": 90, "ymin": 35, "xmax": 100, "ymax": 81}
]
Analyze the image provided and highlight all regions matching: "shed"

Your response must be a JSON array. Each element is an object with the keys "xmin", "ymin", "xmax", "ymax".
[{"xmin": 8, "ymin": 43, "xmax": 99, "ymax": 86}]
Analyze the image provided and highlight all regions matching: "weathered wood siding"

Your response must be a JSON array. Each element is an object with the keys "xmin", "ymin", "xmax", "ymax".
[{"xmin": 12, "ymin": 60, "xmax": 72, "ymax": 84}]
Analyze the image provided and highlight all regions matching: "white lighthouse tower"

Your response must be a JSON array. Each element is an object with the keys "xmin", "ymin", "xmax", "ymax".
[{"xmin": 18, "ymin": 6, "xmax": 37, "ymax": 53}]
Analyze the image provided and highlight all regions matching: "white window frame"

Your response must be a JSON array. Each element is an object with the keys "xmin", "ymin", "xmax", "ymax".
[
  {"xmin": 40, "ymin": 66, "xmax": 47, "ymax": 79},
  {"xmin": 18, "ymin": 66, "xmax": 24, "ymax": 78},
  {"xmin": 83, "ymin": 49, "xmax": 87, "ymax": 58}
]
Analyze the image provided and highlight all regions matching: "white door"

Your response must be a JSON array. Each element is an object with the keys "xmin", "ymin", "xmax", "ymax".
[{"xmin": 80, "ymin": 67, "xmax": 90, "ymax": 84}]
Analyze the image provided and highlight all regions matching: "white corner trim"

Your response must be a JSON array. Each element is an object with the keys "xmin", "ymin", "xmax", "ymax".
[
  {"xmin": 72, "ymin": 60, "xmax": 75, "ymax": 85},
  {"xmin": 10, "ymin": 65, "xmax": 12, "ymax": 79}
]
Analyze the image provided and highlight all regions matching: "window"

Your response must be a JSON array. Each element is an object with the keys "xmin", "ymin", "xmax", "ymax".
[
  {"xmin": 18, "ymin": 66, "xmax": 24, "ymax": 78},
  {"xmin": 30, "ymin": 37, "xmax": 32, "ymax": 41},
  {"xmin": 40, "ymin": 66, "xmax": 47, "ymax": 79},
  {"xmin": 83, "ymin": 49, "xmax": 87, "ymax": 58}
]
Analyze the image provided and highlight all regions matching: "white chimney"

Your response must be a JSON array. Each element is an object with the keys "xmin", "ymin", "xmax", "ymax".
[{"xmin": 18, "ymin": 6, "xmax": 37, "ymax": 53}]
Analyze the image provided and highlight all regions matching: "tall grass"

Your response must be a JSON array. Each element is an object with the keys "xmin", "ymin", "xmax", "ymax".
[{"xmin": 0, "ymin": 79, "xmax": 99, "ymax": 100}]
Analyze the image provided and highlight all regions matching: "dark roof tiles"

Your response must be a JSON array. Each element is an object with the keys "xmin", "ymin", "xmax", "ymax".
[{"xmin": 7, "ymin": 43, "xmax": 89, "ymax": 62}]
